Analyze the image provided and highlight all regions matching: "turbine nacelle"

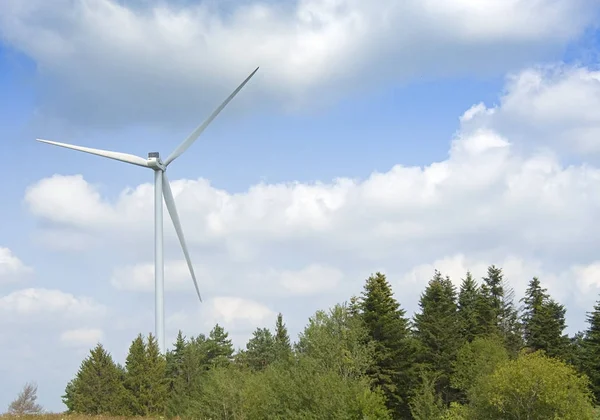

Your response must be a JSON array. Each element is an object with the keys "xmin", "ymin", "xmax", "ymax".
[{"xmin": 147, "ymin": 152, "xmax": 165, "ymax": 171}]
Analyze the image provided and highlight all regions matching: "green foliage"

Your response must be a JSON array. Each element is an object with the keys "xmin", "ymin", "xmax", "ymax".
[
  {"xmin": 409, "ymin": 370, "xmax": 445, "ymax": 420},
  {"xmin": 242, "ymin": 327, "xmax": 277, "ymax": 371},
  {"xmin": 521, "ymin": 277, "xmax": 570, "ymax": 359},
  {"xmin": 61, "ymin": 266, "xmax": 600, "ymax": 420},
  {"xmin": 359, "ymin": 272, "xmax": 415, "ymax": 418},
  {"xmin": 296, "ymin": 303, "xmax": 374, "ymax": 380},
  {"xmin": 468, "ymin": 351, "xmax": 596, "ymax": 419},
  {"xmin": 206, "ymin": 324, "xmax": 234, "ymax": 367},
  {"xmin": 413, "ymin": 270, "xmax": 461, "ymax": 404},
  {"xmin": 62, "ymin": 344, "xmax": 130, "ymax": 416},
  {"xmin": 274, "ymin": 312, "xmax": 293, "ymax": 361},
  {"xmin": 450, "ymin": 335, "xmax": 508, "ymax": 401},
  {"xmin": 583, "ymin": 297, "xmax": 600, "ymax": 402},
  {"xmin": 457, "ymin": 272, "xmax": 481, "ymax": 342},
  {"xmin": 123, "ymin": 333, "xmax": 167, "ymax": 416}
]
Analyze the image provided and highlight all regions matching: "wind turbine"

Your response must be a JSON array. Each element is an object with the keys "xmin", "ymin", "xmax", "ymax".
[{"xmin": 37, "ymin": 67, "xmax": 259, "ymax": 353}]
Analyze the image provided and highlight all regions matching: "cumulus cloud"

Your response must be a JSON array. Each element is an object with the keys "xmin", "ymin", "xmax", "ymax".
[
  {"xmin": 277, "ymin": 264, "xmax": 344, "ymax": 295},
  {"xmin": 60, "ymin": 328, "xmax": 104, "ymax": 347},
  {"xmin": 0, "ymin": 0, "xmax": 597, "ymax": 126},
  {"xmin": 110, "ymin": 260, "xmax": 210, "ymax": 292},
  {"xmin": 460, "ymin": 65, "xmax": 600, "ymax": 154},
  {"xmin": 165, "ymin": 296, "xmax": 275, "ymax": 333},
  {"xmin": 22, "ymin": 64, "xmax": 600, "ymax": 333},
  {"xmin": 206, "ymin": 296, "xmax": 275, "ymax": 326},
  {"xmin": 0, "ymin": 247, "xmax": 33, "ymax": 283},
  {"xmin": 0, "ymin": 288, "xmax": 107, "ymax": 321}
]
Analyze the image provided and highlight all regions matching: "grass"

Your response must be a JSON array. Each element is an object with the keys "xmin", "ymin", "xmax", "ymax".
[{"xmin": 0, "ymin": 416, "xmax": 165, "ymax": 419}]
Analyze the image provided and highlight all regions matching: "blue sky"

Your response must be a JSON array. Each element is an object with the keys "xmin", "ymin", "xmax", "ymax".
[{"xmin": 1, "ymin": 0, "xmax": 600, "ymax": 412}]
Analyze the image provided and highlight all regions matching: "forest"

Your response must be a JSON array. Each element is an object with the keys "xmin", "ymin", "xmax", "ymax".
[{"xmin": 8, "ymin": 266, "xmax": 600, "ymax": 419}]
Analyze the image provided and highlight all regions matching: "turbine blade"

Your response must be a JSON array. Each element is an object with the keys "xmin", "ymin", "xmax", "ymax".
[
  {"xmin": 162, "ymin": 172, "xmax": 202, "ymax": 302},
  {"xmin": 37, "ymin": 139, "xmax": 149, "ymax": 168},
  {"xmin": 164, "ymin": 67, "xmax": 259, "ymax": 166}
]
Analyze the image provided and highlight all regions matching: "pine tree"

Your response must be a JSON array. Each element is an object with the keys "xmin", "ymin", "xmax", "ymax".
[
  {"xmin": 244, "ymin": 327, "xmax": 276, "ymax": 370},
  {"xmin": 413, "ymin": 270, "xmax": 461, "ymax": 404},
  {"xmin": 457, "ymin": 272, "xmax": 481, "ymax": 342},
  {"xmin": 582, "ymin": 297, "xmax": 600, "ymax": 401},
  {"xmin": 274, "ymin": 312, "xmax": 292, "ymax": 361},
  {"xmin": 206, "ymin": 324, "xmax": 234, "ymax": 367},
  {"xmin": 62, "ymin": 343, "xmax": 129, "ymax": 415},
  {"xmin": 359, "ymin": 272, "xmax": 415, "ymax": 418},
  {"xmin": 521, "ymin": 277, "xmax": 569, "ymax": 359}
]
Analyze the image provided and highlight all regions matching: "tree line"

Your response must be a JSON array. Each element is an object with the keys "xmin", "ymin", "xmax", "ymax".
[{"xmin": 61, "ymin": 266, "xmax": 600, "ymax": 419}]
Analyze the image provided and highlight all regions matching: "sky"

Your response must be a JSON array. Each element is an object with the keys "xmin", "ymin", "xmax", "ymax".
[{"xmin": 1, "ymin": 0, "xmax": 600, "ymax": 412}]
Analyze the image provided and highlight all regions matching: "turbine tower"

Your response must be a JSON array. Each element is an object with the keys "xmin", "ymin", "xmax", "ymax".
[{"xmin": 37, "ymin": 67, "xmax": 259, "ymax": 353}]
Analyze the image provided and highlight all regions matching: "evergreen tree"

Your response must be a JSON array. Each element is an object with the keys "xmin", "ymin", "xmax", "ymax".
[
  {"xmin": 62, "ymin": 344, "xmax": 129, "ymax": 415},
  {"xmin": 479, "ymin": 266, "xmax": 522, "ymax": 354},
  {"xmin": 457, "ymin": 272, "xmax": 481, "ymax": 342},
  {"xmin": 244, "ymin": 327, "xmax": 276, "ymax": 371},
  {"xmin": 167, "ymin": 334, "xmax": 208, "ymax": 417},
  {"xmin": 144, "ymin": 334, "xmax": 168, "ymax": 415},
  {"xmin": 124, "ymin": 333, "xmax": 167, "ymax": 416},
  {"xmin": 582, "ymin": 297, "xmax": 600, "ymax": 401},
  {"xmin": 521, "ymin": 277, "xmax": 569, "ymax": 359},
  {"xmin": 359, "ymin": 272, "xmax": 415, "ymax": 418},
  {"xmin": 413, "ymin": 270, "xmax": 461, "ymax": 404},
  {"xmin": 124, "ymin": 334, "xmax": 147, "ymax": 415},
  {"xmin": 206, "ymin": 324, "xmax": 234, "ymax": 367},
  {"xmin": 166, "ymin": 330, "xmax": 186, "ymax": 391},
  {"xmin": 274, "ymin": 312, "xmax": 292, "ymax": 361},
  {"xmin": 500, "ymin": 280, "xmax": 524, "ymax": 356}
]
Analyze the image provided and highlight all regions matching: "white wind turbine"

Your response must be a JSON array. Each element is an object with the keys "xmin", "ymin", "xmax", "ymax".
[{"xmin": 37, "ymin": 67, "xmax": 259, "ymax": 353}]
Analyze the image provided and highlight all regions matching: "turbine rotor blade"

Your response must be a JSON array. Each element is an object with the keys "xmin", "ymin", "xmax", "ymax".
[
  {"xmin": 37, "ymin": 139, "xmax": 149, "ymax": 168},
  {"xmin": 162, "ymin": 172, "xmax": 202, "ymax": 302},
  {"xmin": 163, "ymin": 67, "xmax": 259, "ymax": 167}
]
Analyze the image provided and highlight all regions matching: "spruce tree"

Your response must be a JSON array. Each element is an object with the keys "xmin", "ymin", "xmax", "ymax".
[
  {"xmin": 124, "ymin": 334, "xmax": 147, "ymax": 415},
  {"xmin": 166, "ymin": 330, "xmax": 186, "ymax": 391},
  {"xmin": 457, "ymin": 272, "xmax": 480, "ymax": 342},
  {"xmin": 359, "ymin": 272, "xmax": 414, "ymax": 418},
  {"xmin": 167, "ymin": 334, "xmax": 208, "ymax": 417},
  {"xmin": 521, "ymin": 277, "xmax": 569, "ymax": 359},
  {"xmin": 583, "ymin": 297, "xmax": 600, "ymax": 401},
  {"xmin": 123, "ymin": 333, "xmax": 168, "ymax": 416},
  {"xmin": 62, "ymin": 343, "xmax": 129, "ymax": 415},
  {"xmin": 413, "ymin": 270, "xmax": 461, "ymax": 404},
  {"xmin": 274, "ymin": 312, "xmax": 292, "ymax": 361},
  {"xmin": 480, "ymin": 266, "xmax": 522, "ymax": 354}
]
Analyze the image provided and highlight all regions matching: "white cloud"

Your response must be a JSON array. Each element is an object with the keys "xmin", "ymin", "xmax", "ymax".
[
  {"xmin": 0, "ymin": 288, "xmax": 106, "ymax": 320},
  {"xmin": 165, "ymin": 296, "xmax": 275, "ymax": 333},
  {"xmin": 0, "ymin": 0, "xmax": 597, "ymax": 125},
  {"xmin": 60, "ymin": 328, "xmax": 104, "ymax": 347},
  {"xmin": 110, "ymin": 260, "xmax": 209, "ymax": 292},
  {"xmin": 208, "ymin": 297, "xmax": 275, "ymax": 326},
  {"xmin": 0, "ymin": 247, "xmax": 33, "ymax": 283},
  {"xmin": 278, "ymin": 264, "xmax": 344, "ymax": 296},
  {"xmin": 22, "ymin": 64, "xmax": 600, "ymax": 332},
  {"xmin": 460, "ymin": 65, "xmax": 600, "ymax": 154}
]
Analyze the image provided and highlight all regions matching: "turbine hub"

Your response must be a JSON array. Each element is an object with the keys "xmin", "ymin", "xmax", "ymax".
[{"xmin": 147, "ymin": 152, "xmax": 164, "ymax": 170}]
